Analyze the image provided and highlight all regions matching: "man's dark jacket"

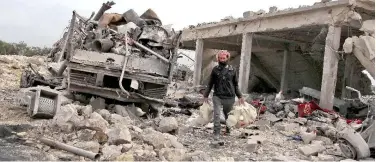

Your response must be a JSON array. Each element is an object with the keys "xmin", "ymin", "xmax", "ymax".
[{"xmin": 203, "ymin": 64, "xmax": 242, "ymax": 99}]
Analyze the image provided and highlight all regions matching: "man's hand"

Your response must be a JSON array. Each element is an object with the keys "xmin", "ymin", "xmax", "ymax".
[{"xmin": 238, "ymin": 97, "xmax": 245, "ymax": 105}]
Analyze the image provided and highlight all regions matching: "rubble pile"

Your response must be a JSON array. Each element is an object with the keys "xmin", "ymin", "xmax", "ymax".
[
  {"xmin": 0, "ymin": 0, "xmax": 374, "ymax": 161},
  {"xmin": 0, "ymin": 55, "xmax": 48, "ymax": 90},
  {"xmin": 0, "ymin": 64, "xmax": 373, "ymax": 161}
]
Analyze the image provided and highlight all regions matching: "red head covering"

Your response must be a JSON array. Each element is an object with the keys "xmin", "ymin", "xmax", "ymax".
[{"xmin": 216, "ymin": 50, "xmax": 230, "ymax": 62}]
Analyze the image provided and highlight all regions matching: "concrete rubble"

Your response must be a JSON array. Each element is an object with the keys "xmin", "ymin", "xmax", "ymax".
[{"xmin": 0, "ymin": 0, "xmax": 374, "ymax": 161}]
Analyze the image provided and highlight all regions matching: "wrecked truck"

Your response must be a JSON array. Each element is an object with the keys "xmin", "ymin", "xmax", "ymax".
[{"xmin": 45, "ymin": 2, "xmax": 182, "ymax": 105}]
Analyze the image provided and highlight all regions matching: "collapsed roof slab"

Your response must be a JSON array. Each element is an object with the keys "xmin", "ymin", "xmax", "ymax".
[{"xmin": 181, "ymin": 0, "xmax": 371, "ymax": 42}]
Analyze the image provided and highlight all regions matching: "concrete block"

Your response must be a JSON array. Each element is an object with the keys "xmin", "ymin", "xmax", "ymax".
[
  {"xmin": 248, "ymin": 135, "xmax": 267, "ymax": 144},
  {"xmin": 276, "ymin": 123, "xmax": 300, "ymax": 132},
  {"xmin": 294, "ymin": 117, "xmax": 307, "ymax": 125},
  {"xmin": 90, "ymin": 97, "xmax": 106, "ymax": 111},
  {"xmin": 318, "ymin": 154, "xmax": 335, "ymax": 161},
  {"xmin": 254, "ymin": 119, "xmax": 271, "ymax": 126},
  {"xmin": 298, "ymin": 143, "xmax": 325, "ymax": 156},
  {"xmin": 311, "ymin": 140, "xmax": 324, "ymax": 146},
  {"xmin": 246, "ymin": 139, "xmax": 259, "ymax": 152},
  {"xmin": 315, "ymin": 136, "xmax": 333, "ymax": 145},
  {"xmin": 243, "ymin": 11, "xmax": 255, "ymax": 18}
]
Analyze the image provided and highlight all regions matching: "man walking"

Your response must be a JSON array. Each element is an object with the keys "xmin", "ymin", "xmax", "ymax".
[{"xmin": 203, "ymin": 50, "xmax": 244, "ymax": 141}]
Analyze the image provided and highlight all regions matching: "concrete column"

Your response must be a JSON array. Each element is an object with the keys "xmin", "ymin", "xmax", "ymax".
[
  {"xmin": 193, "ymin": 39, "xmax": 204, "ymax": 86},
  {"xmin": 238, "ymin": 33, "xmax": 253, "ymax": 93},
  {"xmin": 280, "ymin": 46, "xmax": 290, "ymax": 92},
  {"xmin": 319, "ymin": 26, "xmax": 341, "ymax": 109}
]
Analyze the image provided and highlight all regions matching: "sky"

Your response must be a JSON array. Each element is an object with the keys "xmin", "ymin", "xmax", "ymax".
[{"xmin": 0, "ymin": 0, "xmax": 320, "ymax": 48}]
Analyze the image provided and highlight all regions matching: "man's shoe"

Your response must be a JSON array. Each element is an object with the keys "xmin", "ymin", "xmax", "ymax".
[{"xmin": 224, "ymin": 127, "xmax": 231, "ymax": 135}]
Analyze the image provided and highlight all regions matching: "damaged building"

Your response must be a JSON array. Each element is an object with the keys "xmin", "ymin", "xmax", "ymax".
[
  {"xmin": 179, "ymin": 0, "xmax": 375, "ymax": 159},
  {"xmin": 180, "ymin": 0, "xmax": 375, "ymax": 113}
]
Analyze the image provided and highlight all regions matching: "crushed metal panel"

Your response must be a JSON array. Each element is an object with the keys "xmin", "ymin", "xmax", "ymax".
[
  {"xmin": 68, "ymin": 63, "xmax": 170, "ymax": 85},
  {"xmin": 71, "ymin": 49, "xmax": 169, "ymax": 76},
  {"xmin": 125, "ymin": 55, "xmax": 169, "ymax": 76},
  {"xmin": 71, "ymin": 49, "xmax": 123, "ymax": 67}
]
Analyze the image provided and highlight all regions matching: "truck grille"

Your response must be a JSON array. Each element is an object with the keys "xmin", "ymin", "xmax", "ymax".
[
  {"xmin": 143, "ymin": 87, "xmax": 167, "ymax": 99},
  {"xmin": 70, "ymin": 71, "xmax": 96, "ymax": 85}
]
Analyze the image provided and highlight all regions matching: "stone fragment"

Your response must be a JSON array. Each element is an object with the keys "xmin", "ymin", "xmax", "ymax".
[
  {"xmin": 275, "ymin": 123, "xmax": 300, "ymax": 132},
  {"xmin": 340, "ymin": 159, "xmax": 357, "ymax": 162},
  {"xmin": 315, "ymin": 136, "xmax": 333, "ymax": 145},
  {"xmin": 246, "ymin": 139, "xmax": 260, "ymax": 152},
  {"xmin": 294, "ymin": 117, "xmax": 307, "ymax": 125},
  {"xmin": 52, "ymin": 104, "xmax": 82, "ymax": 132},
  {"xmin": 130, "ymin": 125, "xmax": 143, "ymax": 133},
  {"xmin": 276, "ymin": 111, "xmax": 285, "ymax": 118},
  {"xmin": 159, "ymin": 148, "xmax": 186, "ymax": 161},
  {"xmin": 97, "ymin": 109, "xmax": 111, "ymax": 121},
  {"xmin": 60, "ymin": 95, "xmax": 73, "ymax": 106},
  {"xmin": 77, "ymin": 129, "xmax": 95, "ymax": 141},
  {"xmin": 248, "ymin": 135, "xmax": 267, "ymax": 144},
  {"xmin": 159, "ymin": 117, "xmax": 179, "ymax": 133},
  {"xmin": 243, "ymin": 11, "xmax": 256, "ymax": 18},
  {"xmin": 0, "ymin": 56, "xmax": 13, "ymax": 64},
  {"xmin": 360, "ymin": 20, "xmax": 375, "ymax": 35},
  {"xmin": 264, "ymin": 113, "xmax": 282, "ymax": 123},
  {"xmin": 121, "ymin": 143, "xmax": 133, "ymax": 153},
  {"xmin": 107, "ymin": 124, "xmax": 132, "ymax": 145},
  {"xmin": 318, "ymin": 154, "xmax": 335, "ymax": 161},
  {"xmin": 254, "ymin": 119, "xmax": 270, "ymax": 126},
  {"xmin": 73, "ymin": 141, "xmax": 100, "ymax": 153},
  {"xmin": 115, "ymin": 152, "xmax": 134, "ymax": 161},
  {"xmin": 142, "ymin": 128, "xmax": 169, "ymax": 150},
  {"xmin": 272, "ymin": 155, "xmax": 289, "ymax": 161},
  {"xmin": 114, "ymin": 105, "xmax": 129, "ymax": 117},
  {"xmin": 288, "ymin": 112, "xmax": 295, "ymax": 119},
  {"xmin": 59, "ymin": 122, "xmax": 74, "ymax": 133},
  {"xmin": 164, "ymin": 133, "xmax": 185, "ymax": 149},
  {"xmin": 183, "ymin": 151, "xmax": 211, "ymax": 161},
  {"xmin": 83, "ymin": 112, "xmax": 109, "ymax": 132},
  {"xmin": 212, "ymin": 156, "xmax": 235, "ymax": 161},
  {"xmin": 343, "ymin": 37, "xmax": 354, "ymax": 53},
  {"xmin": 256, "ymin": 9, "xmax": 266, "ymax": 15},
  {"xmin": 101, "ymin": 145, "xmax": 122, "ymax": 160},
  {"xmin": 300, "ymin": 131, "xmax": 317, "ymax": 144},
  {"xmin": 109, "ymin": 114, "xmax": 131, "ymax": 125},
  {"xmin": 133, "ymin": 144, "xmax": 158, "ymax": 161},
  {"xmin": 90, "ymin": 97, "xmax": 106, "ymax": 111},
  {"xmin": 298, "ymin": 143, "xmax": 325, "ymax": 156},
  {"xmin": 81, "ymin": 105, "xmax": 93, "ymax": 118},
  {"xmin": 311, "ymin": 140, "xmax": 324, "ymax": 146}
]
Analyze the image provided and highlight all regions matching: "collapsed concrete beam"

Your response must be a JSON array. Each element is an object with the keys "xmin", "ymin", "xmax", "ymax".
[
  {"xmin": 299, "ymin": 87, "xmax": 350, "ymax": 115},
  {"xmin": 319, "ymin": 25, "xmax": 341, "ymax": 110},
  {"xmin": 181, "ymin": 1, "xmax": 349, "ymax": 41}
]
